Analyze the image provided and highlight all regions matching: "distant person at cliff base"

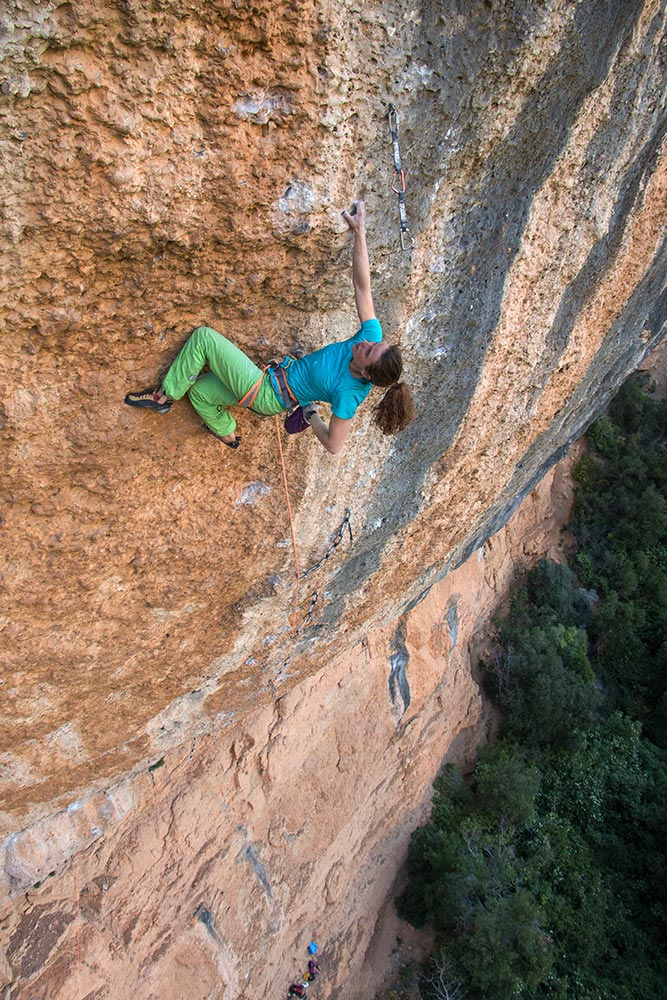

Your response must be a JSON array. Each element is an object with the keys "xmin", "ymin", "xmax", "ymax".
[
  {"xmin": 306, "ymin": 958, "xmax": 320, "ymax": 980},
  {"xmin": 124, "ymin": 201, "xmax": 415, "ymax": 455}
]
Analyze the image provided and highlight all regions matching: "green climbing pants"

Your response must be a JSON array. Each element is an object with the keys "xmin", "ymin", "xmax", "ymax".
[{"xmin": 162, "ymin": 326, "xmax": 286, "ymax": 437}]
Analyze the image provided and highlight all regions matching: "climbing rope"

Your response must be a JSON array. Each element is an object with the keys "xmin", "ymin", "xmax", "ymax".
[
  {"xmin": 270, "ymin": 508, "xmax": 353, "ymax": 685},
  {"xmin": 388, "ymin": 103, "xmax": 415, "ymax": 251},
  {"xmin": 274, "ymin": 414, "xmax": 301, "ymax": 637}
]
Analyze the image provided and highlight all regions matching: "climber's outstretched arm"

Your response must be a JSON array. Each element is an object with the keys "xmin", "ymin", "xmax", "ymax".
[
  {"xmin": 341, "ymin": 200, "xmax": 375, "ymax": 324},
  {"xmin": 307, "ymin": 411, "xmax": 351, "ymax": 455}
]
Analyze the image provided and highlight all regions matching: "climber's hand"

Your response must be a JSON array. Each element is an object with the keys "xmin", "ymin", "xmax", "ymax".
[
  {"xmin": 342, "ymin": 200, "xmax": 366, "ymax": 234},
  {"xmin": 303, "ymin": 403, "xmax": 318, "ymax": 424}
]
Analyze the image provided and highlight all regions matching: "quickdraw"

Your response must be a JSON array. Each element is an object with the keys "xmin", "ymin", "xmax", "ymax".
[
  {"xmin": 388, "ymin": 103, "xmax": 415, "ymax": 252},
  {"xmin": 302, "ymin": 508, "xmax": 353, "ymax": 578}
]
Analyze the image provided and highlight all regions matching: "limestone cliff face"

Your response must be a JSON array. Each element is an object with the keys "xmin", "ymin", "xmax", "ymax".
[
  {"xmin": 1, "ymin": 451, "xmax": 581, "ymax": 1000},
  {"xmin": 1, "ymin": 0, "xmax": 666, "ymax": 995}
]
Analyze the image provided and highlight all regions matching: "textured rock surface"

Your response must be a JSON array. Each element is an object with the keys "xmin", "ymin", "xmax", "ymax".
[
  {"xmin": 1, "ymin": 0, "xmax": 667, "ymax": 994},
  {"xmin": 0, "ymin": 447, "xmax": 581, "ymax": 999}
]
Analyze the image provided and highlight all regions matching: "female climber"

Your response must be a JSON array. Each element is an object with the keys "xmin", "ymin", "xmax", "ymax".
[{"xmin": 124, "ymin": 200, "xmax": 415, "ymax": 454}]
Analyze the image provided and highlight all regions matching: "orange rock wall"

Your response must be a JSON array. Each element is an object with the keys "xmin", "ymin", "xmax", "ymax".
[
  {"xmin": 2, "ymin": 446, "xmax": 581, "ymax": 999},
  {"xmin": 1, "ymin": 0, "xmax": 667, "ymax": 994}
]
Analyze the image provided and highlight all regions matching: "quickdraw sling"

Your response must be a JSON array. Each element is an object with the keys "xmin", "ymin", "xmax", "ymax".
[{"xmin": 388, "ymin": 103, "xmax": 415, "ymax": 251}]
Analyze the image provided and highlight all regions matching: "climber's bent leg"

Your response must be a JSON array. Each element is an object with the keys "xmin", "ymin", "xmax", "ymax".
[
  {"xmin": 187, "ymin": 372, "xmax": 237, "ymax": 437},
  {"xmin": 162, "ymin": 326, "xmax": 263, "ymax": 403}
]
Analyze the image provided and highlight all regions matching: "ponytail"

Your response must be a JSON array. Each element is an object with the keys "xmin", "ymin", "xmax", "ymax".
[
  {"xmin": 373, "ymin": 382, "xmax": 416, "ymax": 434},
  {"xmin": 365, "ymin": 344, "xmax": 415, "ymax": 434}
]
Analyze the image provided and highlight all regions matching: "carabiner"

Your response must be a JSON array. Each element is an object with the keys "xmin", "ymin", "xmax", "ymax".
[{"xmin": 387, "ymin": 103, "xmax": 399, "ymax": 134}]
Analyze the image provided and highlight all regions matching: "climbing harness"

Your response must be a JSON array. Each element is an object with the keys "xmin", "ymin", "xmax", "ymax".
[
  {"xmin": 387, "ymin": 103, "xmax": 415, "ymax": 252},
  {"xmin": 271, "ymin": 359, "xmax": 299, "ymax": 410},
  {"xmin": 237, "ymin": 357, "xmax": 299, "ymax": 411},
  {"xmin": 238, "ymin": 357, "xmax": 311, "ymax": 439},
  {"xmin": 237, "ymin": 372, "xmax": 264, "ymax": 409}
]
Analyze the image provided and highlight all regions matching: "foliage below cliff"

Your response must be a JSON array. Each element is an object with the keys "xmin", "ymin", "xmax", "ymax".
[{"xmin": 396, "ymin": 377, "xmax": 667, "ymax": 1000}]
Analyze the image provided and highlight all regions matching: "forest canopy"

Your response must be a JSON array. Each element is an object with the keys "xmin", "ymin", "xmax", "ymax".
[{"xmin": 396, "ymin": 377, "xmax": 667, "ymax": 1000}]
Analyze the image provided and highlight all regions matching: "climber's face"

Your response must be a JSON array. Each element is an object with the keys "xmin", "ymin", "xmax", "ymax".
[{"xmin": 352, "ymin": 339, "xmax": 388, "ymax": 373}]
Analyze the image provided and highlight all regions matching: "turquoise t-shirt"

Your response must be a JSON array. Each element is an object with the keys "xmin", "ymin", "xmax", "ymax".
[{"xmin": 285, "ymin": 318, "xmax": 383, "ymax": 419}]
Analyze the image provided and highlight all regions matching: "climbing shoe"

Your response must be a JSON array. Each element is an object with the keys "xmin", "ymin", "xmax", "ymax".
[
  {"xmin": 203, "ymin": 425, "xmax": 241, "ymax": 449},
  {"xmin": 124, "ymin": 388, "xmax": 171, "ymax": 413}
]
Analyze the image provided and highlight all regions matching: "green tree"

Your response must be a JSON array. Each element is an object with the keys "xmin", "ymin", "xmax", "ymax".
[
  {"xmin": 451, "ymin": 890, "xmax": 553, "ymax": 999},
  {"xmin": 471, "ymin": 741, "xmax": 540, "ymax": 830},
  {"xmin": 397, "ymin": 377, "xmax": 667, "ymax": 1000},
  {"xmin": 485, "ymin": 621, "xmax": 597, "ymax": 747}
]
